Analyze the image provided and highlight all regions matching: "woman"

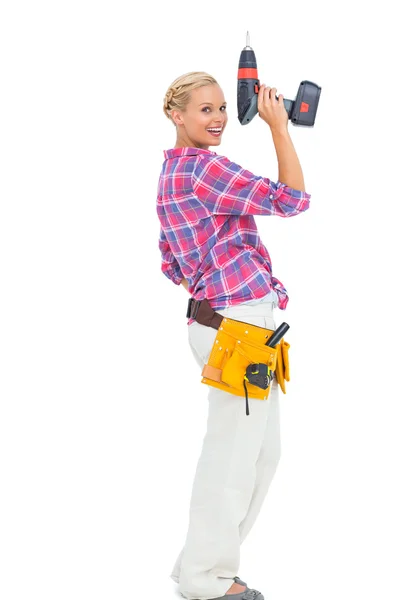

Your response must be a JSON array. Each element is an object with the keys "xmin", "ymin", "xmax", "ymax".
[{"xmin": 158, "ymin": 72, "xmax": 311, "ymax": 600}]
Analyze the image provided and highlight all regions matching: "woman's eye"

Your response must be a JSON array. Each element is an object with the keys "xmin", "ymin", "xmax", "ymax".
[{"xmin": 202, "ymin": 106, "xmax": 226, "ymax": 112}]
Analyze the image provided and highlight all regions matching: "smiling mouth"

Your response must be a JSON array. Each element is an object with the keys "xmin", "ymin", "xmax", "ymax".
[{"xmin": 207, "ymin": 127, "xmax": 223, "ymax": 136}]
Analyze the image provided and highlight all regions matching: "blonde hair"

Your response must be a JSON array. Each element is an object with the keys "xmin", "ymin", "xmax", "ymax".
[{"xmin": 163, "ymin": 71, "xmax": 219, "ymax": 125}]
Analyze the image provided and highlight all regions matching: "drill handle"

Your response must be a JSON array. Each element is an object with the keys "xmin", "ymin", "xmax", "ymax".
[
  {"xmin": 238, "ymin": 93, "xmax": 258, "ymax": 125},
  {"xmin": 238, "ymin": 86, "xmax": 294, "ymax": 126}
]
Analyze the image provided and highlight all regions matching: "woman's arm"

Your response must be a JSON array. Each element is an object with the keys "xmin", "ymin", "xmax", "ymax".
[
  {"xmin": 181, "ymin": 278, "xmax": 190, "ymax": 292},
  {"xmin": 192, "ymin": 153, "xmax": 310, "ymax": 217},
  {"xmin": 158, "ymin": 227, "xmax": 184, "ymax": 285},
  {"xmin": 271, "ymin": 128, "xmax": 306, "ymax": 192}
]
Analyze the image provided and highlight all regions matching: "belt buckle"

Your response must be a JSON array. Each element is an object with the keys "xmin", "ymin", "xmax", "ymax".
[
  {"xmin": 192, "ymin": 300, "xmax": 200, "ymax": 319},
  {"xmin": 186, "ymin": 298, "xmax": 201, "ymax": 319},
  {"xmin": 186, "ymin": 298, "xmax": 194, "ymax": 319}
]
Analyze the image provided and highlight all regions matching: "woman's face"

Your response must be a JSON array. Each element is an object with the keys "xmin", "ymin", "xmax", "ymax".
[{"xmin": 172, "ymin": 84, "xmax": 228, "ymax": 149}]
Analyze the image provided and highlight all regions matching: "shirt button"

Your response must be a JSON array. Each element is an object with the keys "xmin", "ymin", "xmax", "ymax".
[{"xmin": 269, "ymin": 194, "xmax": 273, "ymax": 199}]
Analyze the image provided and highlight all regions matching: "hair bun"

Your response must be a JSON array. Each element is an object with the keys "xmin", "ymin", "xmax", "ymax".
[{"xmin": 165, "ymin": 87, "xmax": 177, "ymax": 107}]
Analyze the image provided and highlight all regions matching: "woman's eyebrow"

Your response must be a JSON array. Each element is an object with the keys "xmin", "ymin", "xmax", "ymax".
[{"xmin": 198, "ymin": 102, "xmax": 228, "ymax": 106}]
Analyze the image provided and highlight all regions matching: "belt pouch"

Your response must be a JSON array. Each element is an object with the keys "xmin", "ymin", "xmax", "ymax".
[
  {"xmin": 200, "ymin": 316, "xmax": 281, "ymax": 400},
  {"xmin": 274, "ymin": 339, "xmax": 291, "ymax": 393},
  {"xmin": 221, "ymin": 337, "xmax": 278, "ymax": 400}
]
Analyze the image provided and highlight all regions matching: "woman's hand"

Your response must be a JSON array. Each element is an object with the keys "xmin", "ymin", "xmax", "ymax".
[{"xmin": 258, "ymin": 84, "xmax": 288, "ymax": 134}]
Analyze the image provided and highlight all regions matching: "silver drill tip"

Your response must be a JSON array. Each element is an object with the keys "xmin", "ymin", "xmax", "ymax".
[{"xmin": 244, "ymin": 31, "xmax": 252, "ymax": 50}]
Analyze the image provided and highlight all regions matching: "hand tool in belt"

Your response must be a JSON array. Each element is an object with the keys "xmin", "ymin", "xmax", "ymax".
[{"xmin": 186, "ymin": 297, "xmax": 223, "ymax": 330}]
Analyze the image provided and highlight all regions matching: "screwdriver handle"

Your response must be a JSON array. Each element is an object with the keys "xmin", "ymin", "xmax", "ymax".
[{"xmin": 265, "ymin": 322, "xmax": 290, "ymax": 348}]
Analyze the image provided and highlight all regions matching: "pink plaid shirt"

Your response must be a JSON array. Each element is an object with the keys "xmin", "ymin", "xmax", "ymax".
[{"xmin": 157, "ymin": 146, "xmax": 311, "ymax": 325}]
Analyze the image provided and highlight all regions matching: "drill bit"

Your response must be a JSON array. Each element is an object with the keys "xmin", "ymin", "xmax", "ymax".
[{"xmin": 244, "ymin": 31, "xmax": 252, "ymax": 50}]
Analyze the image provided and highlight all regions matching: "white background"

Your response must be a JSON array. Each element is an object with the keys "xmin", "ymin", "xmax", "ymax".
[{"xmin": 1, "ymin": 1, "xmax": 399, "ymax": 599}]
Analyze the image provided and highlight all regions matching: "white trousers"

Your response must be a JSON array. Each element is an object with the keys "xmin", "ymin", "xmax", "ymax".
[{"xmin": 170, "ymin": 296, "xmax": 281, "ymax": 600}]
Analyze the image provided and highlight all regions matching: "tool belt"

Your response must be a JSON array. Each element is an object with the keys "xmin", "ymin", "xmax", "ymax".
[{"xmin": 187, "ymin": 298, "xmax": 290, "ymax": 415}]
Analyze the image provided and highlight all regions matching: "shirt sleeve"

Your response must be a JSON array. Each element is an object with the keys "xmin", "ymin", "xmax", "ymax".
[
  {"xmin": 192, "ymin": 153, "xmax": 311, "ymax": 217},
  {"xmin": 158, "ymin": 227, "xmax": 184, "ymax": 286}
]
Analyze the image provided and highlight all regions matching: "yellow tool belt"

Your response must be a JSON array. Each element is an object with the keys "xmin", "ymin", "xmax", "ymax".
[{"xmin": 187, "ymin": 298, "xmax": 290, "ymax": 414}]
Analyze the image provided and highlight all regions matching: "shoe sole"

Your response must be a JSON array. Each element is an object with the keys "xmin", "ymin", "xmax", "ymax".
[{"xmin": 194, "ymin": 587, "xmax": 264, "ymax": 600}]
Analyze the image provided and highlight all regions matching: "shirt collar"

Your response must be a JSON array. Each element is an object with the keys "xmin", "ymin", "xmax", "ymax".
[{"xmin": 163, "ymin": 147, "xmax": 217, "ymax": 160}]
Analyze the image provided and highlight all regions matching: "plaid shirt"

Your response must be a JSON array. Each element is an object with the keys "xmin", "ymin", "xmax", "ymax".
[{"xmin": 157, "ymin": 146, "xmax": 311, "ymax": 324}]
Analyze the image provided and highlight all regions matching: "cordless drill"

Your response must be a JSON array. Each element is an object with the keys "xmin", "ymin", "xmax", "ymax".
[{"xmin": 237, "ymin": 31, "xmax": 321, "ymax": 127}]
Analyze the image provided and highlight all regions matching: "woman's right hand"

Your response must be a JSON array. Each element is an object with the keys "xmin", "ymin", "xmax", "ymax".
[{"xmin": 258, "ymin": 84, "xmax": 288, "ymax": 133}]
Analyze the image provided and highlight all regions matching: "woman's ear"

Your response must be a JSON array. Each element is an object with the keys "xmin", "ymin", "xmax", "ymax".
[{"xmin": 171, "ymin": 110, "xmax": 184, "ymax": 126}]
